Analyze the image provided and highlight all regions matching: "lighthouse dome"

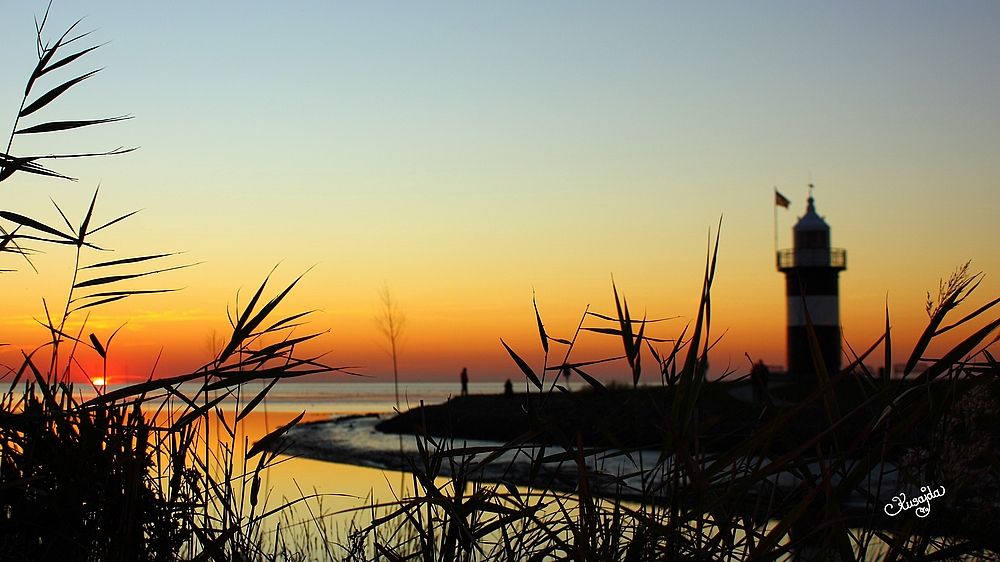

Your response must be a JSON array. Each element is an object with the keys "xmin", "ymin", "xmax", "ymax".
[
  {"xmin": 793, "ymin": 197, "xmax": 830, "ymax": 249},
  {"xmin": 793, "ymin": 197, "xmax": 830, "ymax": 232}
]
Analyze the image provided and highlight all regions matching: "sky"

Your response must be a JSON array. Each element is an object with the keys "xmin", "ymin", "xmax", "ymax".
[{"xmin": 1, "ymin": 2, "xmax": 999, "ymax": 384}]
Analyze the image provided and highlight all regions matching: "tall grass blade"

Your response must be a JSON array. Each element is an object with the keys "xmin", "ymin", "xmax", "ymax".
[
  {"xmin": 73, "ymin": 263, "xmax": 192, "ymax": 288},
  {"xmin": 36, "ymin": 44, "xmax": 102, "ymax": 81},
  {"xmin": 915, "ymin": 316, "xmax": 1000, "ymax": 382},
  {"xmin": 171, "ymin": 391, "xmax": 232, "ymax": 431},
  {"xmin": 237, "ymin": 377, "xmax": 281, "ymax": 422},
  {"xmin": 220, "ymin": 272, "xmax": 306, "ymax": 363},
  {"xmin": 935, "ymin": 294, "xmax": 1000, "ymax": 336},
  {"xmin": 0, "ymin": 210, "xmax": 74, "ymax": 240},
  {"xmin": 15, "ymin": 116, "xmax": 130, "ymax": 135},
  {"xmin": 0, "ymin": 155, "xmax": 73, "ymax": 182},
  {"xmin": 76, "ymin": 188, "xmax": 99, "ymax": 244},
  {"xmin": 247, "ymin": 411, "xmax": 305, "ymax": 458},
  {"xmin": 501, "ymin": 338, "xmax": 542, "ymax": 390},
  {"xmin": 71, "ymin": 293, "xmax": 173, "ymax": 312},
  {"xmin": 19, "ymin": 69, "xmax": 101, "ymax": 117},
  {"xmin": 85, "ymin": 209, "xmax": 140, "ymax": 235},
  {"xmin": 612, "ymin": 280, "xmax": 636, "ymax": 376},
  {"xmin": 884, "ymin": 301, "xmax": 892, "ymax": 389},
  {"xmin": 81, "ymin": 252, "xmax": 177, "ymax": 269},
  {"xmin": 632, "ymin": 315, "xmax": 645, "ymax": 386},
  {"xmin": 568, "ymin": 367, "xmax": 607, "ymax": 392},
  {"xmin": 72, "ymin": 288, "xmax": 177, "ymax": 301},
  {"xmin": 534, "ymin": 291, "xmax": 548, "ymax": 354}
]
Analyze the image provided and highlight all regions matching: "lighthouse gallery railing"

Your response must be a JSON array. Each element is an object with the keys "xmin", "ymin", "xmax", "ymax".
[{"xmin": 776, "ymin": 248, "xmax": 846, "ymax": 270}]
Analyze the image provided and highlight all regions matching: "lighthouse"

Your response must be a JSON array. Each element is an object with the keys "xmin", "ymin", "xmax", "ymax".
[{"xmin": 776, "ymin": 194, "xmax": 846, "ymax": 377}]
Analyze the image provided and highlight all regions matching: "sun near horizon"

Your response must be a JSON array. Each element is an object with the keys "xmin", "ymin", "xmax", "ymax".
[{"xmin": 1, "ymin": 2, "xmax": 998, "ymax": 385}]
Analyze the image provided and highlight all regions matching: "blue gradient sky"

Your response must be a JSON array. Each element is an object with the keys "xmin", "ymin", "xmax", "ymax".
[{"xmin": 1, "ymin": 2, "xmax": 998, "ymax": 382}]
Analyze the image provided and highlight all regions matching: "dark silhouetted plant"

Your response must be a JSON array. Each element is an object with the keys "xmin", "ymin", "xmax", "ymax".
[
  {"xmin": 348, "ymin": 221, "xmax": 1000, "ymax": 561},
  {"xmin": 375, "ymin": 282, "xmax": 406, "ymax": 411},
  {"xmin": 0, "ymin": 7, "xmax": 351, "ymax": 561}
]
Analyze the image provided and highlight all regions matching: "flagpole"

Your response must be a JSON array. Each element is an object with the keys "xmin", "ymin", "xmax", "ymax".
[{"xmin": 773, "ymin": 187, "xmax": 778, "ymax": 254}]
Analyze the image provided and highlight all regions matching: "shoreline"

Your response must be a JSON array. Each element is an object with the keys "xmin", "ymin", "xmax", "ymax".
[
  {"xmin": 276, "ymin": 381, "xmax": 884, "ymax": 500},
  {"xmin": 277, "ymin": 412, "xmax": 590, "ymax": 494}
]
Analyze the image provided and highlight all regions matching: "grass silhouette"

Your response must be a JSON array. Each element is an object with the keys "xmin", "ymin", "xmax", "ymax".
[
  {"xmin": 0, "ymin": 8, "xmax": 350, "ymax": 560},
  {"xmin": 330, "ymin": 233, "xmax": 1000, "ymax": 562},
  {"xmin": 3, "ymin": 6, "xmax": 1000, "ymax": 561}
]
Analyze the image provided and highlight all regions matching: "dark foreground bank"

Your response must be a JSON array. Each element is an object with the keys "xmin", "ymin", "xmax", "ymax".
[{"xmin": 277, "ymin": 379, "xmax": 888, "ymax": 492}]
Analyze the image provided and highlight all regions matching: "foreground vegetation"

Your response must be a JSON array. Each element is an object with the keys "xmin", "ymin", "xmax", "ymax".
[
  {"xmin": 347, "ymin": 251, "xmax": 1000, "ymax": 562},
  {"xmin": 3, "ymin": 7, "xmax": 1000, "ymax": 561}
]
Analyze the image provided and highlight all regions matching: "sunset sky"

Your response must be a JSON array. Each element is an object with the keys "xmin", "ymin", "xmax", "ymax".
[{"xmin": 1, "ymin": 2, "xmax": 998, "ymax": 384}]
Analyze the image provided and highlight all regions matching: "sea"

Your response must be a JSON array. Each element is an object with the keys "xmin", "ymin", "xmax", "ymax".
[
  {"xmin": 67, "ymin": 380, "xmax": 902, "ymax": 558},
  {"xmin": 77, "ymin": 380, "xmax": 588, "ymax": 542}
]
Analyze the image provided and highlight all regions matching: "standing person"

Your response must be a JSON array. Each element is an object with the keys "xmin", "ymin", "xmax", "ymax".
[
  {"xmin": 751, "ymin": 360, "xmax": 770, "ymax": 402},
  {"xmin": 460, "ymin": 367, "xmax": 469, "ymax": 396}
]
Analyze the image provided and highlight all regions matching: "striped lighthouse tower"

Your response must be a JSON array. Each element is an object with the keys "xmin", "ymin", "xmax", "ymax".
[{"xmin": 776, "ymin": 194, "xmax": 846, "ymax": 377}]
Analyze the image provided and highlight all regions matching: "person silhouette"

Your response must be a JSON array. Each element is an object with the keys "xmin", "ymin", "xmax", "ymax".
[
  {"xmin": 752, "ymin": 360, "xmax": 770, "ymax": 402},
  {"xmin": 460, "ymin": 367, "xmax": 469, "ymax": 396},
  {"xmin": 504, "ymin": 378, "xmax": 513, "ymax": 398}
]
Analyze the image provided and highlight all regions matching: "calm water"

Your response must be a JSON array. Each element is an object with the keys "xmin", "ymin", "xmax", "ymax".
[
  {"xmin": 70, "ymin": 381, "xmax": 901, "ymax": 558},
  {"xmin": 237, "ymin": 380, "xmax": 569, "ymax": 415},
  {"xmin": 76, "ymin": 380, "xmax": 587, "ymax": 541},
  {"xmin": 90, "ymin": 380, "xmax": 572, "ymax": 415}
]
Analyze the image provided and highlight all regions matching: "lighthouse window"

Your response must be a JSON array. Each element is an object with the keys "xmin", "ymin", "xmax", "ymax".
[{"xmin": 795, "ymin": 230, "xmax": 829, "ymax": 249}]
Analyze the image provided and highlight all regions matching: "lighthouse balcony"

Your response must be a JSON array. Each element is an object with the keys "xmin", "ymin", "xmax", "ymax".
[{"xmin": 776, "ymin": 248, "xmax": 846, "ymax": 271}]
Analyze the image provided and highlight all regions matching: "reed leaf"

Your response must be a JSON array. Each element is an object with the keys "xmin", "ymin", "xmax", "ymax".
[
  {"xmin": 544, "ymin": 356, "xmax": 624, "ymax": 370},
  {"xmin": 534, "ymin": 291, "xmax": 548, "ymax": 354},
  {"xmin": 632, "ymin": 314, "xmax": 646, "ymax": 386},
  {"xmin": 72, "ymin": 288, "xmax": 177, "ymax": 301},
  {"xmin": 570, "ymin": 366, "xmax": 608, "ymax": 393},
  {"xmin": 220, "ymin": 272, "xmax": 305, "ymax": 363},
  {"xmin": 586, "ymin": 310, "xmax": 679, "ymax": 323},
  {"xmin": 237, "ymin": 378, "xmax": 280, "ymax": 423},
  {"xmin": 612, "ymin": 280, "xmax": 636, "ymax": 373},
  {"xmin": 0, "ymin": 155, "xmax": 73, "ymax": 182},
  {"xmin": 36, "ymin": 43, "xmax": 101, "ymax": 81},
  {"xmin": 260, "ymin": 309, "xmax": 314, "ymax": 334},
  {"xmin": 501, "ymin": 338, "xmax": 542, "ymax": 390},
  {"xmin": 81, "ymin": 252, "xmax": 177, "ymax": 269},
  {"xmin": 81, "ymin": 371, "xmax": 207, "ymax": 406},
  {"xmin": 246, "ymin": 332, "xmax": 323, "ymax": 359},
  {"xmin": 935, "ymin": 294, "xmax": 1000, "ymax": 336},
  {"xmin": 85, "ymin": 209, "xmax": 140, "ymax": 235},
  {"xmin": 915, "ymin": 316, "xmax": 1000, "ymax": 383},
  {"xmin": 15, "ymin": 116, "xmax": 130, "ymax": 135},
  {"xmin": 246, "ymin": 412, "xmax": 305, "ymax": 459},
  {"xmin": 73, "ymin": 263, "xmax": 192, "ymax": 288},
  {"xmin": 20, "ymin": 69, "xmax": 101, "ymax": 118},
  {"xmin": 580, "ymin": 326, "xmax": 672, "ymax": 343},
  {"xmin": 0, "ymin": 210, "xmax": 74, "ymax": 240},
  {"xmin": 170, "ymin": 391, "xmax": 232, "ymax": 432}
]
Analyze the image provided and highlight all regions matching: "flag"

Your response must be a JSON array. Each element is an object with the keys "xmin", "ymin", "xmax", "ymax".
[{"xmin": 774, "ymin": 190, "xmax": 790, "ymax": 208}]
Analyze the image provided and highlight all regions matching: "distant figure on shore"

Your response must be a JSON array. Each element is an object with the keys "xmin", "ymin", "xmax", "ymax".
[
  {"xmin": 460, "ymin": 367, "xmax": 469, "ymax": 396},
  {"xmin": 504, "ymin": 379, "xmax": 513, "ymax": 398},
  {"xmin": 751, "ymin": 360, "xmax": 770, "ymax": 402}
]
